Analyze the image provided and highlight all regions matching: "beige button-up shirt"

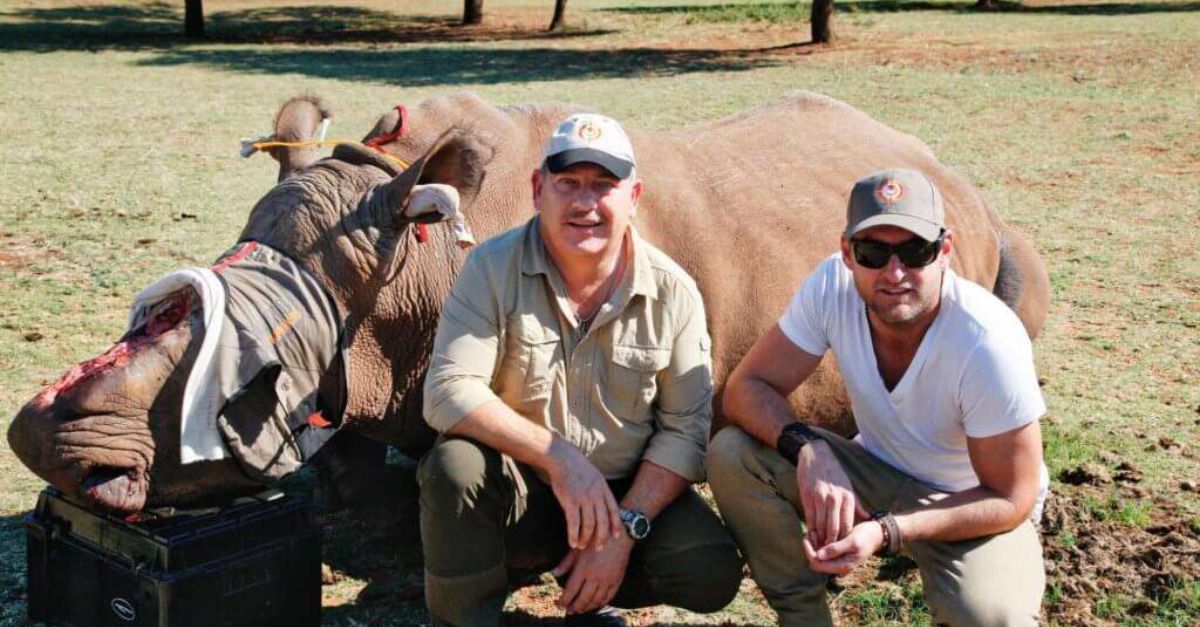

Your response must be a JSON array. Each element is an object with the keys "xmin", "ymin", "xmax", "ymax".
[{"xmin": 423, "ymin": 217, "xmax": 713, "ymax": 482}]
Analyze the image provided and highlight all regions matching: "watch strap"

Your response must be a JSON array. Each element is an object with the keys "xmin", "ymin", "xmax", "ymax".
[{"xmin": 776, "ymin": 422, "xmax": 819, "ymax": 466}]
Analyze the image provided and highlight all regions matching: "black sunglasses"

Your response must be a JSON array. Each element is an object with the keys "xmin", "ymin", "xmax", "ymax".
[{"xmin": 850, "ymin": 230, "xmax": 945, "ymax": 269}]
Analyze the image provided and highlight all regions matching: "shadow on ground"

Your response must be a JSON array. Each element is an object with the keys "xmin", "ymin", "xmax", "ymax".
[
  {"xmin": 134, "ymin": 46, "xmax": 779, "ymax": 87},
  {"xmin": 0, "ymin": 513, "xmax": 31, "ymax": 625},
  {"xmin": 0, "ymin": 3, "xmax": 614, "ymax": 52},
  {"xmin": 603, "ymin": 0, "xmax": 1200, "ymax": 18}
]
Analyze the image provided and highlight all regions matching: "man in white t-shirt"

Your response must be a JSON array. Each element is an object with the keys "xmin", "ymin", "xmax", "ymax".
[{"xmin": 707, "ymin": 168, "xmax": 1047, "ymax": 626}]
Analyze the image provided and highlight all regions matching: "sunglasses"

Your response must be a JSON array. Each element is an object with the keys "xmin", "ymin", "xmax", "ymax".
[{"xmin": 850, "ymin": 231, "xmax": 945, "ymax": 269}]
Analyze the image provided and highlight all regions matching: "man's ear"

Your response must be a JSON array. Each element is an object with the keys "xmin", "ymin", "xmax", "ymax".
[
  {"xmin": 840, "ymin": 235, "xmax": 855, "ymax": 270},
  {"xmin": 531, "ymin": 168, "xmax": 544, "ymax": 211},
  {"xmin": 940, "ymin": 229, "xmax": 955, "ymax": 266},
  {"xmin": 629, "ymin": 179, "xmax": 644, "ymax": 220}
]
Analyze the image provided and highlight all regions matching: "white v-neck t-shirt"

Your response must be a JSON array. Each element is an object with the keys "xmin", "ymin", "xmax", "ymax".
[{"xmin": 779, "ymin": 254, "xmax": 1048, "ymax": 515}]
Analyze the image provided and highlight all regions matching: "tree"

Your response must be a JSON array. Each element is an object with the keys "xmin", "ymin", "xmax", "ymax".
[
  {"xmin": 184, "ymin": 0, "xmax": 204, "ymax": 37},
  {"xmin": 811, "ymin": 0, "xmax": 834, "ymax": 43},
  {"xmin": 548, "ymin": 0, "xmax": 568, "ymax": 31},
  {"xmin": 463, "ymin": 0, "xmax": 483, "ymax": 25}
]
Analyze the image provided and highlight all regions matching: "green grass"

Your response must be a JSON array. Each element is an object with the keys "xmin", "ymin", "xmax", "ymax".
[
  {"xmin": 2, "ymin": 0, "xmax": 1200, "ymax": 625},
  {"xmin": 835, "ymin": 580, "xmax": 931, "ymax": 625},
  {"xmin": 1080, "ymin": 492, "xmax": 1154, "ymax": 527},
  {"xmin": 1154, "ymin": 577, "xmax": 1200, "ymax": 623}
]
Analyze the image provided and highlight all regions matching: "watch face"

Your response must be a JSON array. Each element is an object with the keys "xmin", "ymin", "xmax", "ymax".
[
  {"xmin": 632, "ymin": 517, "xmax": 651, "ymax": 539},
  {"xmin": 622, "ymin": 509, "xmax": 651, "ymax": 540}
]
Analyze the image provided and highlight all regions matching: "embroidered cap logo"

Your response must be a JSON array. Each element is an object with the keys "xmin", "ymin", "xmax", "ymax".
[
  {"xmin": 576, "ymin": 121, "xmax": 604, "ymax": 142},
  {"xmin": 874, "ymin": 178, "xmax": 907, "ymax": 206}
]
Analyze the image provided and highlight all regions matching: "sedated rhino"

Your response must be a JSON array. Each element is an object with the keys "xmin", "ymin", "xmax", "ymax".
[{"xmin": 7, "ymin": 92, "xmax": 1049, "ymax": 514}]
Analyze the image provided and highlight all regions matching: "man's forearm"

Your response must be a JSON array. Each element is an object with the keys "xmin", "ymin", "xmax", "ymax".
[
  {"xmin": 722, "ymin": 374, "xmax": 802, "ymax": 451},
  {"xmin": 893, "ymin": 485, "xmax": 1031, "ymax": 545},
  {"xmin": 617, "ymin": 461, "xmax": 690, "ymax": 520},
  {"xmin": 447, "ymin": 399, "xmax": 568, "ymax": 476},
  {"xmin": 893, "ymin": 422, "xmax": 1044, "ymax": 545}
]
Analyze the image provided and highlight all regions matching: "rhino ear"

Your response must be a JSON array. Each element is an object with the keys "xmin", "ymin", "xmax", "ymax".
[
  {"xmin": 416, "ymin": 129, "xmax": 493, "ymax": 206},
  {"xmin": 376, "ymin": 128, "xmax": 493, "ymax": 222},
  {"xmin": 267, "ymin": 96, "xmax": 331, "ymax": 182}
]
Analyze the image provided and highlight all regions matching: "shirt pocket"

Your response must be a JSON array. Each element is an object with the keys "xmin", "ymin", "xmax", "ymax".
[
  {"xmin": 604, "ymin": 344, "xmax": 672, "ymax": 422},
  {"xmin": 498, "ymin": 313, "xmax": 561, "ymax": 404}
]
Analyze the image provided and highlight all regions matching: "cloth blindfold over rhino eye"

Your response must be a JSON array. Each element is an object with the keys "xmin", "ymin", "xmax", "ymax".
[{"xmin": 203, "ymin": 243, "xmax": 347, "ymax": 483}]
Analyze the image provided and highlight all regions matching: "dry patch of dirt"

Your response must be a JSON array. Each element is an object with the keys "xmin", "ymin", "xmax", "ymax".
[{"xmin": 1042, "ymin": 481, "xmax": 1200, "ymax": 624}]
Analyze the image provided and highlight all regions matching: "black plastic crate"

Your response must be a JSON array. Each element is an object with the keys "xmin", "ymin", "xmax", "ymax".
[{"xmin": 26, "ymin": 487, "xmax": 321, "ymax": 627}]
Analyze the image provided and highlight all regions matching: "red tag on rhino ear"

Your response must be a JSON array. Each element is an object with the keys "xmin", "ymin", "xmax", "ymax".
[
  {"xmin": 364, "ymin": 104, "xmax": 410, "ymax": 150},
  {"xmin": 415, "ymin": 224, "xmax": 429, "ymax": 243},
  {"xmin": 306, "ymin": 411, "xmax": 333, "ymax": 429}
]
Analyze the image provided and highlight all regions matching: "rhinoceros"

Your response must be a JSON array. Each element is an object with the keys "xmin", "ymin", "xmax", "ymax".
[{"xmin": 7, "ymin": 92, "xmax": 1048, "ymax": 514}]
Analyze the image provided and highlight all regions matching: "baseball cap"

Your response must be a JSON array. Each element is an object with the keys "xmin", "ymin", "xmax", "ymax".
[
  {"xmin": 543, "ymin": 113, "xmax": 636, "ymax": 180},
  {"xmin": 845, "ymin": 168, "xmax": 945, "ymax": 242}
]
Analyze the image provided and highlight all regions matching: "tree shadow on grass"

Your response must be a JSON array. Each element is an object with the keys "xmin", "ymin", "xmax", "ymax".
[
  {"xmin": 136, "ymin": 46, "xmax": 781, "ymax": 87},
  {"xmin": 0, "ymin": 3, "xmax": 614, "ymax": 52},
  {"xmin": 602, "ymin": 0, "xmax": 1200, "ymax": 18}
]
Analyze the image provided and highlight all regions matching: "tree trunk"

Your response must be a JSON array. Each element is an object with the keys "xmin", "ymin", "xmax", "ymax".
[
  {"xmin": 462, "ymin": 0, "xmax": 483, "ymax": 25},
  {"xmin": 811, "ymin": 0, "xmax": 834, "ymax": 44},
  {"xmin": 548, "ymin": 0, "xmax": 568, "ymax": 31},
  {"xmin": 184, "ymin": 0, "xmax": 204, "ymax": 38}
]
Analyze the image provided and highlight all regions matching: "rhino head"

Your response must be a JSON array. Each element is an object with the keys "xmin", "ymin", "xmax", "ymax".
[{"xmin": 7, "ymin": 96, "xmax": 499, "ymax": 513}]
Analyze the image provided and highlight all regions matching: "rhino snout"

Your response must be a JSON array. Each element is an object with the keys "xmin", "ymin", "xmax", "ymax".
[{"xmin": 8, "ymin": 289, "xmax": 200, "ymax": 513}]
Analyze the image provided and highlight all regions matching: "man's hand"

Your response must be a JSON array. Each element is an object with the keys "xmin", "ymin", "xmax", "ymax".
[
  {"xmin": 796, "ymin": 440, "xmax": 868, "ymax": 548},
  {"xmin": 552, "ymin": 535, "xmax": 634, "ymax": 614},
  {"xmin": 801, "ymin": 520, "xmax": 884, "ymax": 576},
  {"xmin": 546, "ymin": 437, "xmax": 623, "ymax": 550}
]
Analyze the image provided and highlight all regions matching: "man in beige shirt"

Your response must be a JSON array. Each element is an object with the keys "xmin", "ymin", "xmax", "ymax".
[{"xmin": 419, "ymin": 113, "xmax": 742, "ymax": 627}]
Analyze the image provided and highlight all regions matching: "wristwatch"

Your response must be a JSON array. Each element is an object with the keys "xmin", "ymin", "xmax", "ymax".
[
  {"xmin": 776, "ymin": 422, "xmax": 819, "ymax": 466},
  {"xmin": 619, "ymin": 508, "xmax": 651, "ymax": 541}
]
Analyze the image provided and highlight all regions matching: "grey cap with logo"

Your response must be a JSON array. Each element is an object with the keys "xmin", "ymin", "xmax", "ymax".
[
  {"xmin": 845, "ymin": 168, "xmax": 945, "ymax": 242},
  {"xmin": 543, "ymin": 113, "xmax": 637, "ymax": 180}
]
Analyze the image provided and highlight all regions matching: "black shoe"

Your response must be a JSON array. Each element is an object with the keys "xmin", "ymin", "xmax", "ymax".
[{"xmin": 563, "ymin": 606, "xmax": 628, "ymax": 627}]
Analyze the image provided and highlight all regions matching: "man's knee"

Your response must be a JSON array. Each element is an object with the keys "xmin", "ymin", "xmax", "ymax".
[
  {"xmin": 624, "ymin": 542, "xmax": 744, "ymax": 614},
  {"xmin": 929, "ymin": 584, "xmax": 1041, "ymax": 627},
  {"xmin": 706, "ymin": 425, "xmax": 761, "ymax": 495},
  {"xmin": 682, "ymin": 542, "xmax": 745, "ymax": 613},
  {"xmin": 419, "ymin": 437, "xmax": 493, "ymax": 515}
]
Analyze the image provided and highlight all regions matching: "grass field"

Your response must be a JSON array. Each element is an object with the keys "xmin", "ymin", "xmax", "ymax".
[{"xmin": 1, "ymin": 0, "xmax": 1198, "ymax": 624}]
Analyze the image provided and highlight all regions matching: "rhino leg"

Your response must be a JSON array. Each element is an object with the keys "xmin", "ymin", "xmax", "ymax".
[{"xmin": 310, "ymin": 431, "xmax": 416, "ymax": 513}]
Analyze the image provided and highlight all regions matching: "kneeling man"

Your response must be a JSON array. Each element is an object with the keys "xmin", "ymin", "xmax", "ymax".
[
  {"xmin": 708, "ymin": 169, "xmax": 1047, "ymax": 626},
  {"xmin": 420, "ymin": 113, "xmax": 742, "ymax": 627}
]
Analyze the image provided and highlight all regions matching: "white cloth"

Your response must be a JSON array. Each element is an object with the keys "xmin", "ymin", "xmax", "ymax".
[
  {"xmin": 778, "ymin": 254, "xmax": 1049, "ymax": 519},
  {"xmin": 128, "ymin": 268, "xmax": 231, "ymax": 463}
]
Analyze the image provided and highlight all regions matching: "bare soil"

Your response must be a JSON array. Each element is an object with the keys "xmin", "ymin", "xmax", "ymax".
[{"xmin": 1042, "ymin": 484, "xmax": 1200, "ymax": 624}]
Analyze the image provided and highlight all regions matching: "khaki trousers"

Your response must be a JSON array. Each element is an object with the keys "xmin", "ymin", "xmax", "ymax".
[
  {"xmin": 419, "ymin": 436, "xmax": 744, "ymax": 627},
  {"xmin": 707, "ymin": 426, "xmax": 1045, "ymax": 627}
]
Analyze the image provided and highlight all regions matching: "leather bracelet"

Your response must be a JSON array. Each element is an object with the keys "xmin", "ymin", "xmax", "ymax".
[{"xmin": 871, "ymin": 511, "xmax": 903, "ymax": 555}]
